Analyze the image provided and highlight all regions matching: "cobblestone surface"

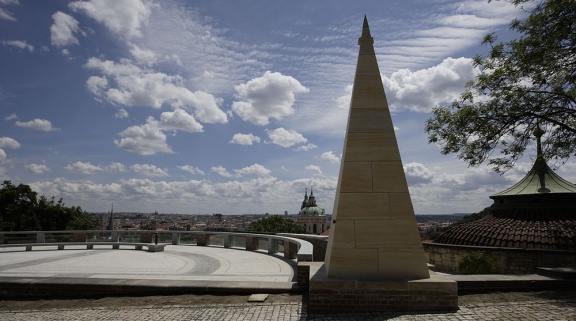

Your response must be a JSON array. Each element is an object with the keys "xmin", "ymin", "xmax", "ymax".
[{"xmin": 1, "ymin": 293, "xmax": 575, "ymax": 321}]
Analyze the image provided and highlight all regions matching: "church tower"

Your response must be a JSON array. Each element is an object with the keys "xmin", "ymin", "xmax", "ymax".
[{"xmin": 297, "ymin": 188, "xmax": 327, "ymax": 234}]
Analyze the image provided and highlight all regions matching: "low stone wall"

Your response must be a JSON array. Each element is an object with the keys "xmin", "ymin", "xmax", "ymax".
[
  {"xmin": 279, "ymin": 234, "xmax": 328, "ymax": 261},
  {"xmin": 424, "ymin": 242, "xmax": 576, "ymax": 274}
]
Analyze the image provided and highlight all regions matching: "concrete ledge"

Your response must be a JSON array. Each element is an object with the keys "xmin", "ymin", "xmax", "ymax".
[
  {"xmin": 0, "ymin": 277, "xmax": 304, "ymax": 299},
  {"xmin": 537, "ymin": 267, "xmax": 576, "ymax": 280},
  {"xmin": 0, "ymin": 242, "xmax": 165, "ymax": 252}
]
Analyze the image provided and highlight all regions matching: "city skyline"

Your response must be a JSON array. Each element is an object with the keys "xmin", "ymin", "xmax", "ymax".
[{"xmin": 2, "ymin": 0, "xmax": 571, "ymax": 215}]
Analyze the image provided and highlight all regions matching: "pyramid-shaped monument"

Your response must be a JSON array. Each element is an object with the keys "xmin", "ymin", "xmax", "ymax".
[
  {"xmin": 306, "ymin": 17, "xmax": 457, "ymax": 313},
  {"xmin": 324, "ymin": 16, "xmax": 429, "ymax": 280}
]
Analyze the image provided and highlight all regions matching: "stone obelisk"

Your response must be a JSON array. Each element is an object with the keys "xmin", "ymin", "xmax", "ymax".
[
  {"xmin": 324, "ymin": 16, "xmax": 429, "ymax": 280},
  {"xmin": 305, "ymin": 17, "xmax": 457, "ymax": 313}
]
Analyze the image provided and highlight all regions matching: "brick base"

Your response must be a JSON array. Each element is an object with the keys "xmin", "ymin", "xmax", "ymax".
[{"xmin": 307, "ymin": 263, "xmax": 458, "ymax": 313}]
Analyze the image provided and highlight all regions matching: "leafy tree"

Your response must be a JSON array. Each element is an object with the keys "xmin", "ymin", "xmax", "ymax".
[
  {"xmin": 425, "ymin": 0, "xmax": 576, "ymax": 172},
  {"xmin": 248, "ymin": 215, "xmax": 308, "ymax": 234},
  {"xmin": 0, "ymin": 181, "xmax": 38, "ymax": 231},
  {"xmin": 0, "ymin": 180, "xmax": 98, "ymax": 231}
]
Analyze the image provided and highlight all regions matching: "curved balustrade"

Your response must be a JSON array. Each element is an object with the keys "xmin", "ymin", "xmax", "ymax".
[{"xmin": 0, "ymin": 230, "xmax": 313, "ymax": 261}]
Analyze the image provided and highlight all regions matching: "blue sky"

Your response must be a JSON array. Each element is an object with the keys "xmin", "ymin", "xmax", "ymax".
[{"xmin": 2, "ymin": 0, "xmax": 570, "ymax": 215}]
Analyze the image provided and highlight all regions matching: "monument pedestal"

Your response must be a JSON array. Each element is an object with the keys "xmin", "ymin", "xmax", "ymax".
[{"xmin": 308, "ymin": 262, "xmax": 458, "ymax": 313}]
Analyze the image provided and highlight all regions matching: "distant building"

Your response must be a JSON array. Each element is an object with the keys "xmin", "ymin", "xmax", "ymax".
[{"xmin": 297, "ymin": 188, "xmax": 327, "ymax": 234}]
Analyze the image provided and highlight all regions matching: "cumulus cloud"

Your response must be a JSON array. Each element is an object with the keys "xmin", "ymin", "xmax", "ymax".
[
  {"xmin": 404, "ymin": 162, "xmax": 434, "ymax": 185},
  {"xmin": 232, "ymin": 71, "xmax": 309, "ymax": 125},
  {"xmin": 115, "ymin": 108, "xmax": 129, "ymax": 119},
  {"xmin": 15, "ymin": 118, "xmax": 59, "ymax": 132},
  {"xmin": 69, "ymin": 0, "xmax": 153, "ymax": 38},
  {"xmin": 131, "ymin": 163, "xmax": 168, "ymax": 177},
  {"xmin": 25, "ymin": 163, "xmax": 50, "ymax": 174},
  {"xmin": 65, "ymin": 161, "xmax": 104, "ymax": 174},
  {"xmin": 266, "ymin": 127, "xmax": 307, "ymax": 148},
  {"xmin": 1, "ymin": 40, "xmax": 34, "ymax": 52},
  {"xmin": 230, "ymin": 133, "xmax": 260, "ymax": 145},
  {"xmin": 319, "ymin": 151, "xmax": 340, "ymax": 164},
  {"xmin": 305, "ymin": 165, "xmax": 323, "ymax": 176},
  {"xmin": 65, "ymin": 161, "xmax": 127, "ymax": 174},
  {"xmin": 84, "ymin": 58, "xmax": 227, "ymax": 124},
  {"xmin": 158, "ymin": 108, "xmax": 203, "ymax": 133},
  {"xmin": 211, "ymin": 165, "xmax": 234, "ymax": 178},
  {"xmin": 0, "ymin": 136, "xmax": 20, "ymax": 149},
  {"xmin": 383, "ymin": 57, "xmax": 479, "ymax": 112},
  {"xmin": 129, "ymin": 43, "xmax": 157, "ymax": 65},
  {"xmin": 114, "ymin": 120, "xmax": 173, "ymax": 155},
  {"xmin": 0, "ymin": 136, "xmax": 19, "ymax": 159},
  {"xmin": 295, "ymin": 144, "xmax": 317, "ymax": 152},
  {"xmin": 234, "ymin": 163, "xmax": 271, "ymax": 178},
  {"xmin": 50, "ymin": 11, "xmax": 82, "ymax": 47},
  {"xmin": 178, "ymin": 165, "xmax": 205, "ymax": 175}
]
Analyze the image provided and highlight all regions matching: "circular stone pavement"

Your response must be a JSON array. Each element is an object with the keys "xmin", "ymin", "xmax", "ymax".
[{"xmin": 0, "ymin": 245, "xmax": 296, "ymax": 282}]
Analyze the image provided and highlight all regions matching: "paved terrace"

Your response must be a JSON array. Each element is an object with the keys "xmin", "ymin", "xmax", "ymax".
[{"xmin": 0, "ymin": 244, "xmax": 575, "ymax": 320}]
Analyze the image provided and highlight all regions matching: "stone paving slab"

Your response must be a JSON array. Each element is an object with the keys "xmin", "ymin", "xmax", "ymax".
[{"xmin": 0, "ymin": 297, "xmax": 575, "ymax": 320}]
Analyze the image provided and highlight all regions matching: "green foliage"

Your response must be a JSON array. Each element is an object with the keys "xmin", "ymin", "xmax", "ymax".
[
  {"xmin": 458, "ymin": 251, "xmax": 500, "ymax": 274},
  {"xmin": 248, "ymin": 215, "xmax": 308, "ymax": 234},
  {"xmin": 0, "ymin": 180, "xmax": 98, "ymax": 231},
  {"xmin": 426, "ymin": 0, "xmax": 576, "ymax": 173}
]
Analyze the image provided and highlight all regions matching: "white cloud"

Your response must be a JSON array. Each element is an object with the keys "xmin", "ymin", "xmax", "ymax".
[
  {"xmin": 129, "ymin": 43, "xmax": 157, "ymax": 65},
  {"xmin": 131, "ymin": 163, "xmax": 168, "ymax": 177},
  {"xmin": 305, "ymin": 165, "xmax": 323, "ymax": 176},
  {"xmin": 1, "ymin": 40, "xmax": 33, "ymax": 52},
  {"xmin": 178, "ymin": 165, "xmax": 205, "ymax": 176},
  {"xmin": 114, "ymin": 120, "xmax": 173, "ymax": 155},
  {"xmin": 232, "ymin": 71, "xmax": 309, "ymax": 125},
  {"xmin": 25, "ymin": 163, "xmax": 50, "ymax": 174},
  {"xmin": 383, "ymin": 57, "xmax": 480, "ymax": 112},
  {"xmin": 230, "ymin": 133, "xmax": 260, "ymax": 145},
  {"xmin": 65, "ymin": 161, "xmax": 127, "ymax": 174},
  {"xmin": 107, "ymin": 162, "xmax": 126, "ymax": 172},
  {"xmin": 14, "ymin": 119, "xmax": 59, "ymax": 132},
  {"xmin": 159, "ymin": 108, "xmax": 203, "ymax": 133},
  {"xmin": 319, "ymin": 151, "xmax": 340, "ymax": 164},
  {"xmin": 0, "ymin": 136, "xmax": 20, "ymax": 149},
  {"xmin": 0, "ymin": 149, "xmax": 6, "ymax": 160},
  {"xmin": 266, "ymin": 127, "xmax": 307, "ymax": 148},
  {"xmin": 404, "ymin": 162, "xmax": 434, "ymax": 185},
  {"xmin": 50, "ymin": 11, "xmax": 82, "ymax": 47},
  {"xmin": 114, "ymin": 108, "xmax": 129, "ymax": 119},
  {"xmin": 0, "ymin": 0, "xmax": 18, "ymax": 21},
  {"xmin": 211, "ymin": 165, "xmax": 234, "ymax": 178},
  {"xmin": 295, "ymin": 144, "xmax": 317, "ymax": 152},
  {"xmin": 84, "ymin": 58, "xmax": 227, "ymax": 124},
  {"xmin": 4, "ymin": 113, "xmax": 17, "ymax": 121},
  {"xmin": 234, "ymin": 163, "xmax": 271, "ymax": 178},
  {"xmin": 65, "ymin": 161, "xmax": 103, "ymax": 174},
  {"xmin": 69, "ymin": 0, "xmax": 153, "ymax": 39}
]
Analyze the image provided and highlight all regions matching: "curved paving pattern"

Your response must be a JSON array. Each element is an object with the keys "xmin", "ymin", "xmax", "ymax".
[{"xmin": 0, "ymin": 245, "xmax": 296, "ymax": 282}]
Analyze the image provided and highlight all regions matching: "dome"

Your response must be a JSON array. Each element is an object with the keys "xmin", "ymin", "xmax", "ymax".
[
  {"xmin": 299, "ymin": 206, "xmax": 324, "ymax": 216},
  {"xmin": 298, "ymin": 188, "xmax": 325, "ymax": 217}
]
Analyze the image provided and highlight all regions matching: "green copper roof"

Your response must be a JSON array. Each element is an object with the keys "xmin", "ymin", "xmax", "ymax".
[
  {"xmin": 491, "ymin": 128, "xmax": 576, "ymax": 197},
  {"xmin": 491, "ymin": 157, "xmax": 576, "ymax": 197}
]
